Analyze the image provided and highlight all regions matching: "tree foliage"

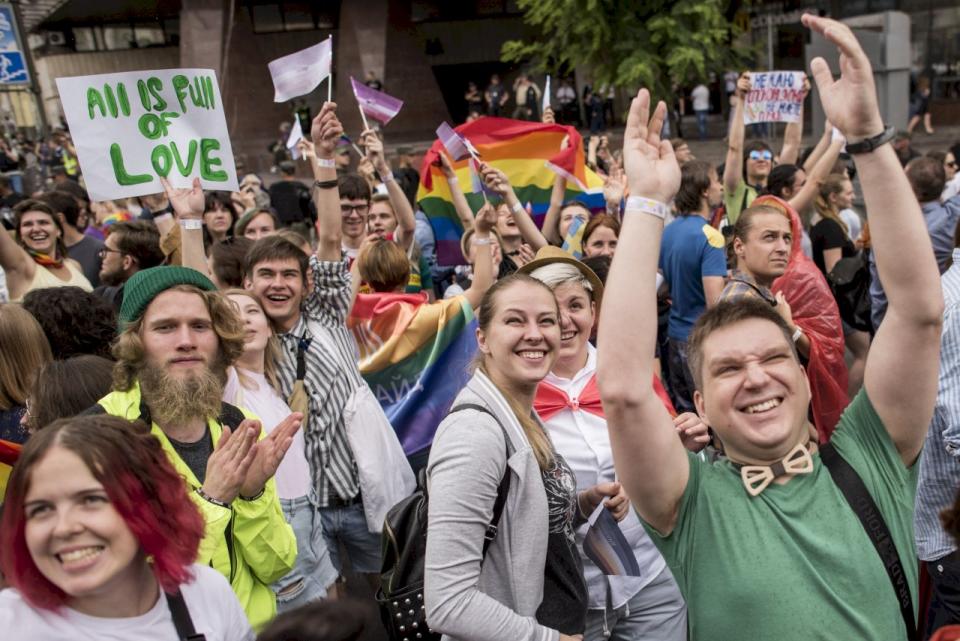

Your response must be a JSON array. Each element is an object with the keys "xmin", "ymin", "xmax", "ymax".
[{"xmin": 502, "ymin": 0, "xmax": 750, "ymax": 102}]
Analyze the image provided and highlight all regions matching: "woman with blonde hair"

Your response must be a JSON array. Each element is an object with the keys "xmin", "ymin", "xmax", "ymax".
[
  {"xmin": 222, "ymin": 288, "xmax": 337, "ymax": 610},
  {"xmin": 425, "ymin": 270, "xmax": 629, "ymax": 640},
  {"xmin": 0, "ymin": 304, "xmax": 52, "ymax": 443}
]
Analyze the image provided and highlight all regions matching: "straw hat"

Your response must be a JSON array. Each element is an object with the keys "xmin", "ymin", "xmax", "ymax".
[{"xmin": 518, "ymin": 245, "xmax": 604, "ymax": 305}]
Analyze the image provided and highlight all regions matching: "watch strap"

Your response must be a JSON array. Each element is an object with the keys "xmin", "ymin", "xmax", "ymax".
[{"xmin": 844, "ymin": 125, "xmax": 895, "ymax": 155}]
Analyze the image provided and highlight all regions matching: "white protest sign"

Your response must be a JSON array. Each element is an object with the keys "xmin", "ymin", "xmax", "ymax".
[
  {"xmin": 56, "ymin": 69, "xmax": 238, "ymax": 202},
  {"xmin": 743, "ymin": 71, "xmax": 805, "ymax": 124}
]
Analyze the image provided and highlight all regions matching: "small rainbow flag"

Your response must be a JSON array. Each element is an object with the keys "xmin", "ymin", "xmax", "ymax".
[
  {"xmin": 417, "ymin": 117, "xmax": 604, "ymax": 265},
  {"xmin": 348, "ymin": 292, "xmax": 478, "ymax": 456},
  {"xmin": 0, "ymin": 438, "xmax": 22, "ymax": 499}
]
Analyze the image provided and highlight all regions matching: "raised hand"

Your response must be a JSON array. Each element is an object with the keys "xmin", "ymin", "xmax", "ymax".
[
  {"xmin": 437, "ymin": 150, "xmax": 456, "ymax": 178},
  {"xmin": 736, "ymin": 72, "xmax": 751, "ymax": 98},
  {"xmin": 159, "ymin": 176, "xmax": 204, "ymax": 220},
  {"xmin": 310, "ymin": 102, "xmax": 344, "ymax": 159},
  {"xmin": 296, "ymin": 138, "xmax": 316, "ymax": 161},
  {"xmin": 622, "ymin": 89, "xmax": 681, "ymax": 204},
  {"xmin": 802, "ymin": 14, "xmax": 883, "ymax": 142},
  {"xmin": 239, "ymin": 412, "xmax": 303, "ymax": 499},
  {"xmin": 361, "ymin": 128, "xmax": 387, "ymax": 173},
  {"xmin": 603, "ymin": 165, "xmax": 625, "ymax": 209},
  {"xmin": 513, "ymin": 242, "xmax": 535, "ymax": 267},
  {"xmin": 474, "ymin": 201, "xmax": 497, "ymax": 235},
  {"xmin": 674, "ymin": 412, "xmax": 710, "ymax": 453},
  {"xmin": 201, "ymin": 420, "xmax": 260, "ymax": 504},
  {"xmin": 542, "ymin": 106, "xmax": 555, "ymax": 124},
  {"xmin": 479, "ymin": 162, "xmax": 515, "ymax": 200}
]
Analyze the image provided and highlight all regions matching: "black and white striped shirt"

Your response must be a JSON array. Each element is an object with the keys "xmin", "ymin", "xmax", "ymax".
[{"xmin": 276, "ymin": 256, "xmax": 364, "ymax": 506}]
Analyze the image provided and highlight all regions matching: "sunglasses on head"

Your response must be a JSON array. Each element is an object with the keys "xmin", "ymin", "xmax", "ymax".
[{"xmin": 749, "ymin": 150, "xmax": 773, "ymax": 161}]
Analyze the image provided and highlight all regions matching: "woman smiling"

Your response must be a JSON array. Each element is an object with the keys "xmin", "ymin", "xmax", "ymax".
[
  {"xmin": 0, "ymin": 415, "xmax": 253, "ymax": 640},
  {"xmin": 0, "ymin": 199, "xmax": 91, "ymax": 302}
]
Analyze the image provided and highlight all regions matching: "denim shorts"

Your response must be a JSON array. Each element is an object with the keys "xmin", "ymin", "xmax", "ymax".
[
  {"xmin": 272, "ymin": 495, "xmax": 339, "ymax": 613},
  {"xmin": 319, "ymin": 501, "xmax": 383, "ymax": 575}
]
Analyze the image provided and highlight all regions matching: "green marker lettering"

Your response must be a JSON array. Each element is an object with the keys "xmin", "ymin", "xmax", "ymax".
[
  {"xmin": 103, "ymin": 84, "xmax": 118, "ymax": 118},
  {"xmin": 151, "ymin": 145, "xmax": 172, "ymax": 177},
  {"xmin": 136, "ymin": 79, "xmax": 151, "ymax": 111},
  {"xmin": 205, "ymin": 76, "xmax": 216, "ymax": 110},
  {"xmin": 109, "ymin": 143, "xmax": 151, "ymax": 186},
  {"xmin": 138, "ymin": 113, "xmax": 163, "ymax": 140},
  {"xmin": 87, "ymin": 88, "xmax": 106, "ymax": 119},
  {"xmin": 199, "ymin": 138, "xmax": 227, "ymax": 181},
  {"xmin": 172, "ymin": 75, "xmax": 189, "ymax": 113},
  {"xmin": 170, "ymin": 140, "xmax": 198, "ymax": 176},
  {"xmin": 188, "ymin": 77, "xmax": 204, "ymax": 110},
  {"xmin": 147, "ymin": 77, "xmax": 167, "ymax": 111},
  {"xmin": 117, "ymin": 83, "xmax": 130, "ymax": 116}
]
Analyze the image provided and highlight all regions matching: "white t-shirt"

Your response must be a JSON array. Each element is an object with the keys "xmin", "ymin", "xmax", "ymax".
[
  {"xmin": 224, "ymin": 367, "xmax": 312, "ymax": 500},
  {"xmin": 691, "ymin": 84, "xmax": 710, "ymax": 112},
  {"xmin": 0, "ymin": 564, "xmax": 254, "ymax": 641},
  {"xmin": 839, "ymin": 208, "xmax": 862, "ymax": 243}
]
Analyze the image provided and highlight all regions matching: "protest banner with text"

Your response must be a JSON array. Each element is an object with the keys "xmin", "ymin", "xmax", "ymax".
[
  {"xmin": 56, "ymin": 68, "xmax": 238, "ymax": 202},
  {"xmin": 743, "ymin": 71, "xmax": 806, "ymax": 124}
]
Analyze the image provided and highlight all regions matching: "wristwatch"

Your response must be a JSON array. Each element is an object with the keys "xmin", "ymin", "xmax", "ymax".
[{"xmin": 844, "ymin": 125, "xmax": 895, "ymax": 155}]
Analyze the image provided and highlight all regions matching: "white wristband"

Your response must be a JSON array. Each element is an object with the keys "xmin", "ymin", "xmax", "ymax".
[
  {"xmin": 791, "ymin": 327, "xmax": 803, "ymax": 343},
  {"xmin": 315, "ymin": 157, "xmax": 336, "ymax": 169},
  {"xmin": 381, "ymin": 170, "xmax": 395, "ymax": 183},
  {"xmin": 471, "ymin": 236, "xmax": 493, "ymax": 246},
  {"xmin": 179, "ymin": 219, "xmax": 202, "ymax": 230},
  {"xmin": 447, "ymin": 176, "xmax": 459, "ymax": 185},
  {"xmin": 511, "ymin": 201, "xmax": 524, "ymax": 215},
  {"xmin": 624, "ymin": 196, "xmax": 668, "ymax": 220},
  {"xmin": 153, "ymin": 212, "xmax": 173, "ymax": 225}
]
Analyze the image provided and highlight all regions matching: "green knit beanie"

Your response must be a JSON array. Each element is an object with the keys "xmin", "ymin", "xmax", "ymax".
[{"xmin": 119, "ymin": 265, "xmax": 218, "ymax": 327}]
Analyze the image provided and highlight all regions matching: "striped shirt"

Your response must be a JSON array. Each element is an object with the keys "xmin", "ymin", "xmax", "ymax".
[
  {"xmin": 915, "ymin": 248, "xmax": 960, "ymax": 561},
  {"xmin": 275, "ymin": 256, "xmax": 364, "ymax": 506},
  {"xmin": 717, "ymin": 269, "xmax": 777, "ymax": 306}
]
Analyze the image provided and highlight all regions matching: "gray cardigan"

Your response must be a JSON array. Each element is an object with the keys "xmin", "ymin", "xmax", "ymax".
[{"xmin": 425, "ymin": 371, "xmax": 558, "ymax": 641}]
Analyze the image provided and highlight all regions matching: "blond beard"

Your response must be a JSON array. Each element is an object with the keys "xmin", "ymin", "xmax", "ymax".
[{"xmin": 139, "ymin": 363, "xmax": 223, "ymax": 428}]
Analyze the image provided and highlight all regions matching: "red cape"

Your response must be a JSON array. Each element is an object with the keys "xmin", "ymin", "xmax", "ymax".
[{"xmin": 760, "ymin": 195, "xmax": 849, "ymax": 441}]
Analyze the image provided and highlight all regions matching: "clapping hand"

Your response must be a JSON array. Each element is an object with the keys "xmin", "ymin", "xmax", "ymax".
[
  {"xmin": 239, "ymin": 412, "xmax": 304, "ymax": 499},
  {"xmin": 622, "ymin": 89, "xmax": 681, "ymax": 204}
]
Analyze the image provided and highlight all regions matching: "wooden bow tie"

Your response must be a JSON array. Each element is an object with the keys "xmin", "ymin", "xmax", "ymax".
[{"xmin": 740, "ymin": 442, "xmax": 814, "ymax": 497}]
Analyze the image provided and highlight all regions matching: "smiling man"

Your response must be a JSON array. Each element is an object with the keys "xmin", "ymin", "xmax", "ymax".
[
  {"xmin": 599, "ymin": 15, "xmax": 943, "ymax": 641},
  {"xmin": 92, "ymin": 265, "xmax": 298, "ymax": 629}
]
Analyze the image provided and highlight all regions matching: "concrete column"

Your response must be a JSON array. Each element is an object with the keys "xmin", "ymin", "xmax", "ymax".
[{"xmin": 179, "ymin": 0, "xmax": 228, "ymax": 80}]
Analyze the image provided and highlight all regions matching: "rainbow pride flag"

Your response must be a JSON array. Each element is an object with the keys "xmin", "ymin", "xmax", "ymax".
[
  {"xmin": 417, "ymin": 117, "xmax": 605, "ymax": 265},
  {"xmin": 0, "ymin": 438, "xmax": 22, "ymax": 499},
  {"xmin": 348, "ymin": 292, "xmax": 477, "ymax": 455}
]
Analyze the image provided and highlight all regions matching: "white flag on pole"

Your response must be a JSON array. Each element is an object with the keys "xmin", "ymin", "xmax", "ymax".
[
  {"xmin": 286, "ymin": 119, "xmax": 304, "ymax": 160},
  {"xmin": 542, "ymin": 75, "xmax": 551, "ymax": 115},
  {"xmin": 268, "ymin": 37, "xmax": 332, "ymax": 103}
]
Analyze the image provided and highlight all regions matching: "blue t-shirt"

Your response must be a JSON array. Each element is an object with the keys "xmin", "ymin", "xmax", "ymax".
[{"xmin": 659, "ymin": 215, "xmax": 727, "ymax": 341}]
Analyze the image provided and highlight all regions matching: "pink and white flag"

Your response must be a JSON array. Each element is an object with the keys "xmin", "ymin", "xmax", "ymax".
[
  {"xmin": 436, "ymin": 122, "xmax": 480, "ymax": 162},
  {"xmin": 268, "ymin": 37, "xmax": 332, "ymax": 103},
  {"xmin": 350, "ymin": 77, "xmax": 403, "ymax": 125}
]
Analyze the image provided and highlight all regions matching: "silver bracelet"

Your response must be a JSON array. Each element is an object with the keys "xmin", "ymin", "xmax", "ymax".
[
  {"xmin": 179, "ymin": 219, "xmax": 202, "ymax": 230},
  {"xmin": 624, "ymin": 196, "xmax": 668, "ymax": 220}
]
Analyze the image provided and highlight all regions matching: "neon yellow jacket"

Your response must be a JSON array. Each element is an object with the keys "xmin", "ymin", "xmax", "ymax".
[{"xmin": 98, "ymin": 383, "xmax": 297, "ymax": 630}]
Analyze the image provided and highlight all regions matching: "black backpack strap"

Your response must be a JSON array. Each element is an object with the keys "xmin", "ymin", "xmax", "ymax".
[
  {"xmin": 78, "ymin": 403, "xmax": 108, "ymax": 416},
  {"xmin": 820, "ymin": 443, "xmax": 918, "ymax": 641},
  {"xmin": 218, "ymin": 402, "xmax": 246, "ymax": 431},
  {"xmin": 448, "ymin": 403, "xmax": 512, "ymax": 557},
  {"xmin": 166, "ymin": 589, "xmax": 206, "ymax": 641}
]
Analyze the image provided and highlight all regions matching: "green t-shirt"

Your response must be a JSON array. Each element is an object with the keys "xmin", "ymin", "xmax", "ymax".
[
  {"xmin": 643, "ymin": 391, "xmax": 918, "ymax": 641},
  {"xmin": 723, "ymin": 179, "xmax": 758, "ymax": 225}
]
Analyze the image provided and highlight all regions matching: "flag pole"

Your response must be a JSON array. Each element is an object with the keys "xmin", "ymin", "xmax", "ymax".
[
  {"xmin": 327, "ymin": 36, "xmax": 333, "ymax": 103},
  {"xmin": 357, "ymin": 105, "xmax": 370, "ymax": 132}
]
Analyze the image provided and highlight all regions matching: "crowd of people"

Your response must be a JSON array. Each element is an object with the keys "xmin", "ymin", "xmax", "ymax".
[{"xmin": 2, "ymin": 13, "xmax": 960, "ymax": 641}]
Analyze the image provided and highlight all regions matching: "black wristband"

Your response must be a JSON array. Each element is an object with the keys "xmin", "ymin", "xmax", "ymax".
[
  {"xmin": 313, "ymin": 179, "xmax": 339, "ymax": 190},
  {"xmin": 239, "ymin": 487, "xmax": 266, "ymax": 502},
  {"xmin": 844, "ymin": 125, "xmax": 896, "ymax": 155},
  {"xmin": 196, "ymin": 487, "xmax": 231, "ymax": 509}
]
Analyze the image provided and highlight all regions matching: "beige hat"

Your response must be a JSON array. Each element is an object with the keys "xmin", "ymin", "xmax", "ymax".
[{"xmin": 518, "ymin": 245, "xmax": 604, "ymax": 305}]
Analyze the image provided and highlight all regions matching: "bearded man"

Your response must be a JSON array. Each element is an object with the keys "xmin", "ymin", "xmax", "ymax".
[{"xmin": 91, "ymin": 265, "xmax": 299, "ymax": 630}]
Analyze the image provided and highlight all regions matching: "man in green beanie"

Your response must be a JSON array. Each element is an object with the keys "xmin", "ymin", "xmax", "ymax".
[{"xmin": 94, "ymin": 264, "xmax": 300, "ymax": 630}]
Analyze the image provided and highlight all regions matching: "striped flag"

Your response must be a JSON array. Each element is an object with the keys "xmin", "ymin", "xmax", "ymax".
[
  {"xmin": 350, "ymin": 77, "xmax": 404, "ymax": 125},
  {"xmin": 583, "ymin": 504, "xmax": 642, "ymax": 577},
  {"xmin": 561, "ymin": 214, "xmax": 586, "ymax": 259},
  {"xmin": 437, "ymin": 122, "xmax": 472, "ymax": 161},
  {"xmin": 268, "ymin": 37, "xmax": 332, "ymax": 103}
]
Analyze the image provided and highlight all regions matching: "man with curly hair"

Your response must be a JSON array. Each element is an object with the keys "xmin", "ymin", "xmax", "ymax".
[
  {"xmin": 21, "ymin": 286, "xmax": 117, "ymax": 359},
  {"xmin": 88, "ymin": 265, "xmax": 299, "ymax": 630}
]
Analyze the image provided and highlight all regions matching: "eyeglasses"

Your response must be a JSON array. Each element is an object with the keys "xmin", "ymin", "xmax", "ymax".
[
  {"xmin": 749, "ymin": 150, "xmax": 773, "ymax": 161},
  {"xmin": 97, "ymin": 247, "xmax": 124, "ymax": 259},
  {"xmin": 341, "ymin": 204, "xmax": 369, "ymax": 216}
]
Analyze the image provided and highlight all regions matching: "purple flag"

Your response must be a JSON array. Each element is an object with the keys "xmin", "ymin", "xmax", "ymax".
[
  {"xmin": 469, "ymin": 158, "xmax": 498, "ymax": 200},
  {"xmin": 350, "ymin": 77, "xmax": 403, "ymax": 125},
  {"xmin": 436, "ymin": 122, "xmax": 470, "ymax": 161}
]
